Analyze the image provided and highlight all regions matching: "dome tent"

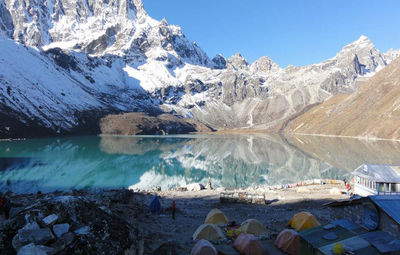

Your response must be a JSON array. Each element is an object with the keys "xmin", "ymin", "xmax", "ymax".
[
  {"xmin": 239, "ymin": 219, "xmax": 268, "ymax": 237},
  {"xmin": 190, "ymin": 239, "xmax": 218, "ymax": 255},
  {"xmin": 274, "ymin": 229, "xmax": 300, "ymax": 255},
  {"xmin": 234, "ymin": 233, "xmax": 265, "ymax": 255},
  {"xmin": 193, "ymin": 224, "xmax": 225, "ymax": 241},
  {"xmin": 288, "ymin": 211, "xmax": 320, "ymax": 231},
  {"xmin": 205, "ymin": 208, "xmax": 229, "ymax": 225}
]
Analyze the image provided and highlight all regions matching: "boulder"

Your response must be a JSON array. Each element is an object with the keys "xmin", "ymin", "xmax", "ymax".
[
  {"xmin": 51, "ymin": 232, "xmax": 75, "ymax": 253},
  {"xmin": 186, "ymin": 183, "xmax": 205, "ymax": 191},
  {"xmin": 13, "ymin": 227, "xmax": 55, "ymax": 250},
  {"xmin": 152, "ymin": 186, "xmax": 162, "ymax": 192},
  {"xmin": 42, "ymin": 214, "xmax": 58, "ymax": 226},
  {"xmin": 17, "ymin": 243, "xmax": 47, "ymax": 255},
  {"xmin": 74, "ymin": 226, "xmax": 90, "ymax": 235},
  {"xmin": 53, "ymin": 223, "xmax": 70, "ymax": 238}
]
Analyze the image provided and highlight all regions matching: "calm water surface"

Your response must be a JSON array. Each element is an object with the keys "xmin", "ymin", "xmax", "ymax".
[{"xmin": 1, "ymin": 134, "xmax": 400, "ymax": 193}]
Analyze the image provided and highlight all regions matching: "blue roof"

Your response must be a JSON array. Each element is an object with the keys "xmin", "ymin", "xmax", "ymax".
[{"xmin": 370, "ymin": 195, "xmax": 400, "ymax": 225}]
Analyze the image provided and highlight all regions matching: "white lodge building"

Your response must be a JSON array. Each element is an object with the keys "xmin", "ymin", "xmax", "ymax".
[{"xmin": 353, "ymin": 164, "xmax": 400, "ymax": 196}]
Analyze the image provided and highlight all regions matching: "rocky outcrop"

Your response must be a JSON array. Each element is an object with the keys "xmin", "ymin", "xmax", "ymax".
[
  {"xmin": 0, "ymin": 190, "xmax": 140, "ymax": 254},
  {"xmin": 100, "ymin": 112, "xmax": 213, "ymax": 135}
]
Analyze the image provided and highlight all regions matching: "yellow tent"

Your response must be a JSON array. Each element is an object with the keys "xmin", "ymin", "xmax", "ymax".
[
  {"xmin": 287, "ymin": 211, "xmax": 320, "ymax": 231},
  {"xmin": 193, "ymin": 224, "xmax": 225, "ymax": 241},
  {"xmin": 239, "ymin": 219, "xmax": 268, "ymax": 237},
  {"xmin": 204, "ymin": 208, "xmax": 229, "ymax": 225},
  {"xmin": 274, "ymin": 229, "xmax": 300, "ymax": 255},
  {"xmin": 190, "ymin": 239, "xmax": 218, "ymax": 255}
]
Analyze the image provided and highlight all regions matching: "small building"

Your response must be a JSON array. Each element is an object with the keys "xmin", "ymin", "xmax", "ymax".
[{"xmin": 353, "ymin": 164, "xmax": 400, "ymax": 196}]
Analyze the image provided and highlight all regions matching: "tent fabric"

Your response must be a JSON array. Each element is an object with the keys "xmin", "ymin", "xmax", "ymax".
[
  {"xmin": 193, "ymin": 224, "xmax": 225, "ymax": 241},
  {"xmin": 274, "ymin": 229, "xmax": 300, "ymax": 255},
  {"xmin": 190, "ymin": 239, "xmax": 218, "ymax": 255},
  {"xmin": 149, "ymin": 194, "xmax": 161, "ymax": 214},
  {"xmin": 205, "ymin": 208, "xmax": 229, "ymax": 225},
  {"xmin": 239, "ymin": 219, "xmax": 268, "ymax": 237},
  {"xmin": 288, "ymin": 211, "xmax": 320, "ymax": 231},
  {"xmin": 234, "ymin": 233, "xmax": 265, "ymax": 255}
]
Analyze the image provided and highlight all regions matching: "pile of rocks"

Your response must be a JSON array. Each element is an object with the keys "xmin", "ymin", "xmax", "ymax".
[{"xmin": 0, "ymin": 190, "xmax": 142, "ymax": 255}]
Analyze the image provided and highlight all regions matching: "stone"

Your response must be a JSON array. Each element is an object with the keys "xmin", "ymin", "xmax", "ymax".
[
  {"xmin": 152, "ymin": 186, "xmax": 161, "ymax": 192},
  {"xmin": 53, "ymin": 223, "xmax": 70, "ymax": 238},
  {"xmin": 51, "ymin": 232, "xmax": 75, "ymax": 253},
  {"xmin": 13, "ymin": 227, "xmax": 55, "ymax": 250},
  {"xmin": 175, "ymin": 187, "xmax": 188, "ymax": 192},
  {"xmin": 42, "ymin": 214, "xmax": 58, "ymax": 226},
  {"xmin": 17, "ymin": 243, "xmax": 47, "ymax": 255},
  {"xmin": 186, "ymin": 183, "xmax": 205, "ymax": 191},
  {"xmin": 74, "ymin": 226, "xmax": 90, "ymax": 235},
  {"xmin": 9, "ymin": 207, "xmax": 25, "ymax": 218}
]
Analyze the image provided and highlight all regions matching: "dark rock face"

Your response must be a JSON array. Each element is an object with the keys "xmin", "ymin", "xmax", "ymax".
[{"xmin": 100, "ymin": 112, "xmax": 213, "ymax": 135}]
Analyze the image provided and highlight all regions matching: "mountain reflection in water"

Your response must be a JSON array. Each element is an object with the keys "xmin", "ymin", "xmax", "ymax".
[{"xmin": 0, "ymin": 134, "xmax": 399, "ymax": 193}]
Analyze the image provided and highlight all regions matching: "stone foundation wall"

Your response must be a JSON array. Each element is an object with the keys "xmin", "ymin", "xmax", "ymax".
[{"xmin": 331, "ymin": 204, "xmax": 400, "ymax": 238}]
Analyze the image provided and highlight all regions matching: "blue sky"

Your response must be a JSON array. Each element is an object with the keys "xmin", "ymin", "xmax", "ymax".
[{"xmin": 142, "ymin": 0, "xmax": 400, "ymax": 67}]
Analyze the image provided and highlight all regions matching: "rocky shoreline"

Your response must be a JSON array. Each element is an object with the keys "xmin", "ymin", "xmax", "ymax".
[{"xmin": 0, "ymin": 182, "xmax": 349, "ymax": 254}]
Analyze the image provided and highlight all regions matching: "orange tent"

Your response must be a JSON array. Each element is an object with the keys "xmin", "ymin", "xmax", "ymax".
[
  {"xmin": 287, "ymin": 211, "xmax": 320, "ymax": 231},
  {"xmin": 234, "ymin": 233, "xmax": 265, "ymax": 255},
  {"xmin": 191, "ymin": 239, "xmax": 218, "ymax": 255},
  {"xmin": 274, "ymin": 229, "xmax": 300, "ymax": 255}
]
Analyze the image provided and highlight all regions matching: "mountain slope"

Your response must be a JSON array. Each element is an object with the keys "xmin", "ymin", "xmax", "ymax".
[
  {"xmin": 0, "ymin": 0, "xmax": 399, "ymax": 138},
  {"xmin": 286, "ymin": 57, "xmax": 400, "ymax": 139}
]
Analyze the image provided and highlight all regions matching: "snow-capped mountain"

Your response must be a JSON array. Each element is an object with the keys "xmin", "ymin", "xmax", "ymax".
[{"xmin": 0, "ymin": 0, "xmax": 399, "ymax": 138}]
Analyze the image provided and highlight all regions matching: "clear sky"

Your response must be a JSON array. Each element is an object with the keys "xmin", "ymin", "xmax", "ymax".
[{"xmin": 142, "ymin": 0, "xmax": 400, "ymax": 67}]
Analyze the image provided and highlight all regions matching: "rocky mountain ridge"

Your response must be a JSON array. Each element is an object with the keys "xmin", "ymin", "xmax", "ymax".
[
  {"xmin": 286, "ymin": 57, "xmax": 400, "ymax": 140},
  {"xmin": 0, "ymin": 0, "xmax": 399, "ymax": 138}
]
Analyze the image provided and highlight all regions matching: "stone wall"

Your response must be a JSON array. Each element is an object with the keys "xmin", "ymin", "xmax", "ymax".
[{"xmin": 331, "ymin": 203, "xmax": 400, "ymax": 238}]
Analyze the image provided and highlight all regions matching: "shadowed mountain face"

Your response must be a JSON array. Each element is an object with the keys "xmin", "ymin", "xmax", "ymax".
[
  {"xmin": 2, "ymin": 134, "xmax": 400, "ymax": 193},
  {"xmin": 0, "ymin": 0, "xmax": 399, "ymax": 138},
  {"xmin": 286, "ymin": 57, "xmax": 400, "ymax": 139}
]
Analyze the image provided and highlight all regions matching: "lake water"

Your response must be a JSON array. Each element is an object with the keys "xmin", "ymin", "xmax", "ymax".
[{"xmin": 1, "ymin": 134, "xmax": 400, "ymax": 193}]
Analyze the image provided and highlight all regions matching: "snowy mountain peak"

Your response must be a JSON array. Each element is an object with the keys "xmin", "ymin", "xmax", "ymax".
[
  {"xmin": 335, "ymin": 35, "xmax": 385, "ymax": 73},
  {"xmin": 228, "ymin": 52, "xmax": 249, "ymax": 70},
  {"xmin": 250, "ymin": 56, "xmax": 280, "ymax": 74}
]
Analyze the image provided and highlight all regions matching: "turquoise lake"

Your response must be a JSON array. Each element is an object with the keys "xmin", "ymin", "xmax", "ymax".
[{"xmin": 1, "ymin": 134, "xmax": 400, "ymax": 193}]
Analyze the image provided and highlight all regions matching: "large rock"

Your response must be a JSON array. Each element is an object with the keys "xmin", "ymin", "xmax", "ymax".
[
  {"xmin": 53, "ymin": 223, "xmax": 70, "ymax": 238},
  {"xmin": 17, "ymin": 243, "xmax": 47, "ymax": 255},
  {"xmin": 42, "ymin": 214, "xmax": 58, "ymax": 226},
  {"xmin": 186, "ymin": 183, "xmax": 205, "ymax": 191},
  {"xmin": 13, "ymin": 226, "xmax": 55, "ymax": 250}
]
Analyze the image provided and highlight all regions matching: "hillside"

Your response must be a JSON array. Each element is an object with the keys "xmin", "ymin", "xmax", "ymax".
[{"xmin": 286, "ymin": 57, "xmax": 400, "ymax": 140}]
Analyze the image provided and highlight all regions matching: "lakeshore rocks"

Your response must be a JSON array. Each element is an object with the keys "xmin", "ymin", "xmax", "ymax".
[{"xmin": 1, "ymin": 190, "xmax": 141, "ymax": 254}]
